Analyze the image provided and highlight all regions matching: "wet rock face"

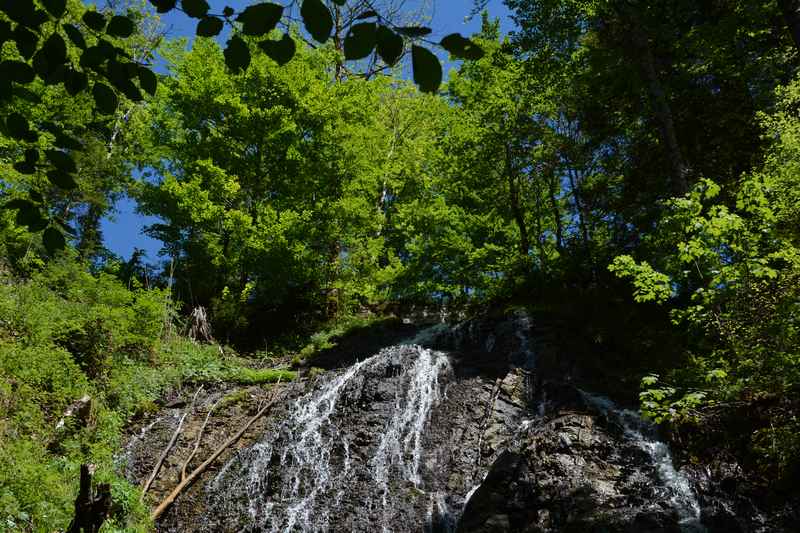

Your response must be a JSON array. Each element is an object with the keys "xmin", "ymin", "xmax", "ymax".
[
  {"xmin": 459, "ymin": 413, "xmax": 689, "ymax": 533},
  {"xmin": 121, "ymin": 312, "xmax": 798, "ymax": 532}
]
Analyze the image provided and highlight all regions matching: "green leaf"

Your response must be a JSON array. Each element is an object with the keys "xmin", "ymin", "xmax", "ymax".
[
  {"xmin": 376, "ymin": 25, "xmax": 403, "ymax": 66},
  {"xmin": 149, "ymin": 0, "xmax": 177, "ymax": 14},
  {"xmin": 5, "ymin": 112, "xmax": 30, "ymax": 140},
  {"xmin": 12, "ymin": 26, "xmax": 39, "ymax": 59},
  {"xmin": 236, "ymin": 3, "xmax": 282, "ymax": 36},
  {"xmin": 344, "ymin": 22, "xmax": 376, "ymax": 60},
  {"xmin": 92, "ymin": 82, "xmax": 118, "ymax": 114},
  {"xmin": 0, "ymin": 60, "xmax": 36, "ymax": 84},
  {"xmin": 63, "ymin": 23, "xmax": 87, "ymax": 49},
  {"xmin": 138, "ymin": 66, "xmax": 157, "ymax": 96},
  {"xmin": 82, "ymin": 10, "xmax": 107, "ymax": 31},
  {"xmin": 43, "ymin": 227, "xmax": 66, "ymax": 254},
  {"xmin": 24, "ymin": 148, "xmax": 39, "ymax": 164},
  {"xmin": 196, "ymin": 16, "xmax": 223, "ymax": 37},
  {"xmin": 45, "ymin": 149, "xmax": 77, "ymax": 173},
  {"xmin": 47, "ymin": 169, "xmax": 78, "ymax": 189},
  {"xmin": 107, "ymin": 15, "xmax": 135, "ymax": 38},
  {"xmin": 440, "ymin": 33, "xmax": 484, "ymax": 60},
  {"xmin": 301, "ymin": 0, "xmax": 332, "ymax": 43},
  {"xmin": 42, "ymin": 0, "xmax": 67, "ymax": 19},
  {"xmin": 411, "ymin": 45, "xmax": 441, "ymax": 93},
  {"xmin": 258, "ymin": 33, "xmax": 295, "ymax": 65},
  {"xmin": 64, "ymin": 67, "xmax": 88, "ymax": 95},
  {"xmin": 224, "ymin": 35, "xmax": 250, "ymax": 72},
  {"xmin": 396, "ymin": 26, "xmax": 432, "ymax": 37}
]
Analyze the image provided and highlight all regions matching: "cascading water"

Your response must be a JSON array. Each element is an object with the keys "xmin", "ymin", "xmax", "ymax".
[
  {"xmin": 581, "ymin": 392, "xmax": 707, "ymax": 532},
  {"xmin": 208, "ymin": 344, "xmax": 452, "ymax": 532}
]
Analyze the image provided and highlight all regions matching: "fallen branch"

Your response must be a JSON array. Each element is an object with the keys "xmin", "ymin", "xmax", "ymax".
[
  {"xmin": 181, "ymin": 396, "xmax": 223, "ymax": 481},
  {"xmin": 140, "ymin": 386, "xmax": 202, "ymax": 501},
  {"xmin": 151, "ymin": 380, "xmax": 283, "ymax": 521}
]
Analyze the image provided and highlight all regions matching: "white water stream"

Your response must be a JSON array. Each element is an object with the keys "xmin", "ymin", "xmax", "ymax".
[{"xmin": 211, "ymin": 344, "xmax": 452, "ymax": 532}]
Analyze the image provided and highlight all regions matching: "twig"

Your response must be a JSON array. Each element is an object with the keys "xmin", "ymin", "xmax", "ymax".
[
  {"xmin": 180, "ymin": 396, "xmax": 223, "ymax": 481},
  {"xmin": 150, "ymin": 379, "xmax": 283, "ymax": 521},
  {"xmin": 140, "ymin": 386, "xmax": 203, "ymax": 502}
]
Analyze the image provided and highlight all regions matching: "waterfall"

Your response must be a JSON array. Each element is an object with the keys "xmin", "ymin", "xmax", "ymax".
[
  {"xmin": 209, "ymin": 344, "xmax": 452, "ymax": 532},
  {"xmin": 581, "ymin": 392, "xmax": 706, "ymax": 532}
]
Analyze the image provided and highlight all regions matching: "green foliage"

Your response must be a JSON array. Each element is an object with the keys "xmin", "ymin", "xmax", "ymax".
[
  {"xmin": 0, "ymin": 258, "xmax": 284, "ymax": 531},
  {"xmin": 607, "ymin": 256, "xmax": 672, "ymax": 303}
]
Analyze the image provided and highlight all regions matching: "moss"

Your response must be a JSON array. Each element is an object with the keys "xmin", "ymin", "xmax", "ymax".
[{"xmin": 223, "ymin": 367, "xmax": 296, "ymax": 385}]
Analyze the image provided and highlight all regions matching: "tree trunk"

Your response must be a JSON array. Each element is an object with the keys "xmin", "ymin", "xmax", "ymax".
[
  {"xmin": 618, "ymin": 5, "xmax": 689, "ymax": 196},
  {"xmin": 567, "ymin": 168, "xmax": 591, "ymax": 250},
  {"xmin": 546, "ymin": 170, "xmax": 564, "ymax": 252},
  {"xmin": 505, "ymin": 145, "xmax": 530, "ymax": 259},
  {"xmin": 779, "ymin": 0, "xmax": 800, "ymax": 53}
]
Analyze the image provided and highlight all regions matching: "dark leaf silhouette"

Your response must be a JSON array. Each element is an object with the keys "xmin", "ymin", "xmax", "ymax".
[
  {"xmin": 376, "ymin": 25, "xmax": 403, "ymax": 66},
  {"xmin": 258, "ymin": 33, "xmax": 295, "ymax": 65},
  {"xmin": 197, "ymin": 16, "xmax": 223, "ymax": 37},
  {"xmin": 43, "ymin": 227, "xmax": 66, "ymax": 254},
  {"xmin": 182, "ymin": 0, "xmax": 209, "ymax": 19},
  {"xmin": 224, "ymin": 35, "xmax": 250, "ymax": 72},
  {"xmin": 107, "ymin": 15, "xmax": 135, "ymax": 38},
  {"xmin": 344, "ymin": 22, "xmax": 376, "ymax": 60},
  {"xmin": 412, "ymin": 45, "xmax": 441, "ymax": 93},
  {"xmin": 301, "ymin": 0, "xmax": 332, "ymax": 43},
  {"xmin": 236, "ymin": 3, "xmax": 282, "ymax": 36}
]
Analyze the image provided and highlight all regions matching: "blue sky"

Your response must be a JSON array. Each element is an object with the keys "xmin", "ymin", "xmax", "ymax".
[{"xmin": 100, "ymin": 0, "xmax": 514, "ymax": 262}]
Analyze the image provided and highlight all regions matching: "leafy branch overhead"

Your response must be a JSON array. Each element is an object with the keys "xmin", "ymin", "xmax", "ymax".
[{"xmin": 1, "ymin": 0, "xmax": 483, "ymax": 251}]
